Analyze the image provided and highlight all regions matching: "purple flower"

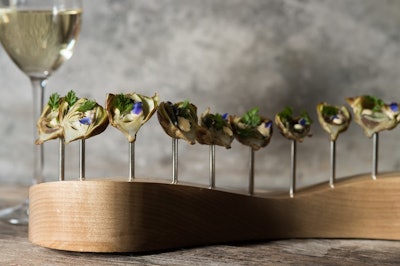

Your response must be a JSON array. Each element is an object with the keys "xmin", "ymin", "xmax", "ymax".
[
  {"xmin": 79, "ymin": 116, "xmax": 92, "ymax": 125},
  {"xmin": 390, "ymin": 102, "xmax": 398, "ymax": 112},
  {"xmin": 265, "ymin": 121, "xmax": 272, "ymax": 128},
  {"xmin": 222, "ymin": 113, "xmax": 228, "ymax": 121},
  {"xmin": 299, "ymin": 118, "xmax": 307, "ymax": 126},
  {"xmin": 131, "ymin": 102, "xmax": 143, "ymax": 115}
]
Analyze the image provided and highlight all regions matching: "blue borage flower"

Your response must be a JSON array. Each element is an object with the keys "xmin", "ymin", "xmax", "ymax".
[
  {"xmin": 298, "ymin": 118, "xmax": 307, "ymax": 126},
  {"xmin": 79, "ymin": 116, "xmax": 92, "ymax": 125},
  {"xmin": 264, "ymin": 121, "xmax": 272, "ymax": 128},
  {"xmin": 131, "ymin": 102, "xmax": 143, "ymax": 115},
  {"xmin": 390, "ymin": 102, "xmax": 399, "ymax": 113}
]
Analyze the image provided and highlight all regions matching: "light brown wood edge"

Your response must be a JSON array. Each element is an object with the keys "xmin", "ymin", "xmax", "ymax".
[{"xmin": 29, "ymin": 172, "xmax": 400, "ymax": 253}]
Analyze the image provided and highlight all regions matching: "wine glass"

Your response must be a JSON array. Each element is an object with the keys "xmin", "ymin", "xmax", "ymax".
[{"xmin": 0, "ymin": 0, "xmax": 82, "ymax": 224}]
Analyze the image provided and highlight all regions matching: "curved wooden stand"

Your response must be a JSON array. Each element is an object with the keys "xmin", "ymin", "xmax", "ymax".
[{"xmin": 29, "ymin": 172, "xmax": 400, "ymax": 253}]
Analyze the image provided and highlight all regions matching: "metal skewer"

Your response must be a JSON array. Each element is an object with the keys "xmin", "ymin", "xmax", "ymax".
[
  {"xmin": 172, "ymin": 138, "xmax": 179, "ymax": 184},
  {"xmin": 59, "ymin": 138, "xmax": 65, "ymax": 181},
  {"xmin": 129, "ymin": 142, "xmax": 135, "ymax": 181},
  {"xmin": 372, "ymin": 132, "xmax": 379, "ymax": 180},
  {"xmin": 249, "ymin": 147, "xmax": 255, "ymax": 195},
  {"xmin": 79, "ymin": 139, "xmax": 85, "ymax": 181},
  {"xmin": 209, "ymin": 144, "xmax": 216, "ymax": 189},
  {"xmin": 290, "ymin": 140, "xmax": 297, "ymax": 198},
  {"xmin": 330, "ymin": 140, "xmax": 336, "ymax": 188}
]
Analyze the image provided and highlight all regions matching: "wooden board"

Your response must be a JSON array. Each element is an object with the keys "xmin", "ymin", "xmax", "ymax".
[{"xmin": 28, "ymin": 172, "xmax": 400, "ymax": 253}]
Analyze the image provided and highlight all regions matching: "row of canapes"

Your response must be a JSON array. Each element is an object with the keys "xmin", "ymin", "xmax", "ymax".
[{"xmin": 35, "ymin": 92, "xmax": 400, "ymax": 190}]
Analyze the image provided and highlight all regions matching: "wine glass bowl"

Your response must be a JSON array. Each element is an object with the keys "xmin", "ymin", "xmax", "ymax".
[
  {"xmin": 0, "ymin": 0, "xmax": 82, "ymax": 224},
  {"xmin": 0, "ymin": 2, "xmax": 82, "ymax": 78}
]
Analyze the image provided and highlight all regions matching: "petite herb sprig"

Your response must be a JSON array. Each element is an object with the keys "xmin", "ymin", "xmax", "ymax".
[
  {"xmin": 203, "ymin": 113, "xmax": 227, "ymax": 131},
  {"xmin": 241, "ymin": 107, "xmax": 261, "ymax": 127},
  {"xmin": 113, "ymin": 93, "xmax": 133, "ymax": 116},
  {"xmin": 77, "ymin": 100, "xmax": 97, "ymax": 112},
  {"xmin": 48, "ymin": 93, "xmax": 61, "ymax": 111},
  {"xmin": 364, "ymin": 95, "xmax": 384, "ymax": 112},
  {"xmin": 321, "ymin": 105, "xmax": 339, "ymax": 118},
  {"xmin": 65, "ymin": 90, "xmax": 78, "ymax": 107}
]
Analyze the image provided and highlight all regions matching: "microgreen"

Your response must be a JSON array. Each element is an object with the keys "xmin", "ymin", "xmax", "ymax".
[
  {"xmin": 203, "ymin": 113, "xmax": 227, "ymax": 130},
  {"xmin": 48, "ymin": 93, "xmax": 61, "ymax": 111},
  {"xmin": 77, "ymin": 100, "xmax": 97, "ymax": 112},
  {"xmin": 113, "ymin": 94, "xmax": 133, "ymax": 116},
  {"xmin": 241, "ymin": 107, "xmax": 261, "ymax": 127},
  {"xmin": 363, "ymin": 95, "xmax": 384, "ymax": 112},
  {"xmin": 65, "ymin": 90, "xmax": 78, "ymax": 107},
  {"xmin": 321, "ymin": 105, "xmax": 339, "ymax": 117}
]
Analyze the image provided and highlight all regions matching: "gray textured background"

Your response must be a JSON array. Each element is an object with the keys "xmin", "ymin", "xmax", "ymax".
[{"xmin": 1, "ymin": 0, "xmax": 400, "ymax": 192}]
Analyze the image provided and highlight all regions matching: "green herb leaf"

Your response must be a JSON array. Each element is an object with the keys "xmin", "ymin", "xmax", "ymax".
[
  {"xmin": 77, "ymin": 100, "xmax": 97, "ymax": 112},
  {"xmin": 48, "ymin": 93, "xmax": 61, "ymax": 111},
  {"xmin": 321, "ymin": 105, "xmax": 338, "ymax": 117},
  {"xmin": 113, "ymin": 94, "xmax": 133, "ymax": 115},
  {"xmin": 364, "ymin": 95, "xmax": 384, "ymax": 112},
  {"xmin": 241, "ymin": 107, "xmax": 261, "ymax": 127},
  {"xmin": 65, "ymin": 90, "xmax": 78, "ymax": 107},
  {"xmin": 203, "ymin": 113, "xmax": 226, "ymax": 130},
  {"xmin": 300, "ymin": 110, "xmax": 313, "ymax": 124},
  {"xmin": 278, "ymin": 106, "xmax": 293, "ymax": 122}
]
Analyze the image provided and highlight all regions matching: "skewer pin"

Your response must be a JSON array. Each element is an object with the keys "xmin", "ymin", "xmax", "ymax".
[
  {"xmin": 372, "ymin": 132, "xmax": 379, "ymax": 180},
  {"xmin": 79, "ymin": 139, "xmax": 85, "ymax": 181},
  {"xmin": 129, "ymin": 142, "xmax": 135, "ymax": 181},
  {"xmin": 290, "ymin": 140, "xmax": 297, "ymax": 198},
  {"xmin": 209, "ymin": 144, "xmax": 216, "ymax": 189},
  {"xmin": 172, "ymin": 138, "xmax": 179, "ymax": 184},
  {"xmin": 330, "ymin": 140, "xmax": 336, "ymax": 188},
  {"xmin": 59, "ymin": 138, "xmax": 65, "ymax": 181},
  {"xmin": 249, "ymin": 147, "xmax": 255, "ymax": 195}
]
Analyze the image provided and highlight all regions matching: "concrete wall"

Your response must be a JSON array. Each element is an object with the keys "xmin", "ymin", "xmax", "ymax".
[{"xmin": 1, "ymin": 0, "xmax": 400, "ymax": 192}]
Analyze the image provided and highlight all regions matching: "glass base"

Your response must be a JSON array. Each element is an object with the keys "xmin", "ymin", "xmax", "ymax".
[{"xmin": 0, "ymin": 198, "xmax": 29, "ymax": 225}]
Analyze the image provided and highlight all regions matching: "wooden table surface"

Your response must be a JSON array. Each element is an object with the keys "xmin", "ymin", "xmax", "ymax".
[{"xmin": 1, "ymin": 186, "xmax": 400, "ymax": 265}]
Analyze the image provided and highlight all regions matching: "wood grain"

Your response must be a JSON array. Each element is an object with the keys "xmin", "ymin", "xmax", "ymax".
[{"xmin": 29, "ymin": 172, "xmax": 400, "ymax": 253}]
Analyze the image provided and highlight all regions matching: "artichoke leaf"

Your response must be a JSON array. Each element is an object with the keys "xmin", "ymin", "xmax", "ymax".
[{"xmin": 106, "ymin": 92, "xmax": 159, "ymax": 143}]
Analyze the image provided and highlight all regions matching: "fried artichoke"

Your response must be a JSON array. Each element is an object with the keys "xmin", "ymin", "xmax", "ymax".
[
  {"xmin": 196, "ymin": 108, "xmax": 234, "ymax": 148},
  {"xmin": 157, "ymin": 100, "xmax": 198, "ymax": 144},
  {"xmin": 346, "ymin": 95, "xmax": 400, "ymax": 138},
  {"xmin": 316, "ymin": 102, "xmax": 351, "ymax": 141},
  {"xmin": 275, "ymin": 107, "xmax": 312, "ymax": 142},
  {"xmin": 61, "ymin": 98, "xmax": 109, "ymax": 144},
  {"xmin": 106, "ymin": 93, "xmax": 159, "ymax": 143},
  {"xmin": 35, "ymin": 93, "xmax": 64, "ymax": 145},
  {"xmin": 229, "ymin": 107, "xmax": 273, "ymax": 150}
]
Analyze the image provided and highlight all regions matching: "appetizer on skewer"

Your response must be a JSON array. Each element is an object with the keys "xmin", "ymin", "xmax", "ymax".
[
  {"xmin": 275, "ymin": 106, "xmax": 312, "ymax": 142},
  {"xmin": 229, "ymin": 107, "xmax": 273, "ymax": 151},
  {"xmin": 346, "ymin": 95, "xmax": 400, "ymax": 138},
  {"xmin": 316, "ymin": 102, "xmax": 351, "ymax": 141},
  {"xmin": 157, "ymin": 100, "xmax": 199, "ymax": 144},
  {"xmin": 35, "ymin": 92, "xmax": 64, "ymax": 145},
  {"xmin": 316, "ymin": 102, "xmax": 352, "ymax": 188},
  {"xmin": 106, "ymin": 93, "xmax": 159, "ymax": 143},
  {"xmin": 61, "ymin": 97, "xmax": 109, "ymax": 144},
  {"xmin": 275, "ymin": 106, "xmax": 312, "ymax": 197},
  {"xmin": 196, "ymin": 108, "xmax": 234, "ymax": 149}
]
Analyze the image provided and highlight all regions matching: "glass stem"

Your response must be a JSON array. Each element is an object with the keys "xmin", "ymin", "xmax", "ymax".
[{"xmin": 30, "ymin": 77, "xmax": 47, "ymax": 185}]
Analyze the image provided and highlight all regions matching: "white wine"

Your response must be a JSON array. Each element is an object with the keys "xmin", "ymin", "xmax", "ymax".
[{"xmin": 0, "ymin": 9, "xmax": 82, "ymax": 78}]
